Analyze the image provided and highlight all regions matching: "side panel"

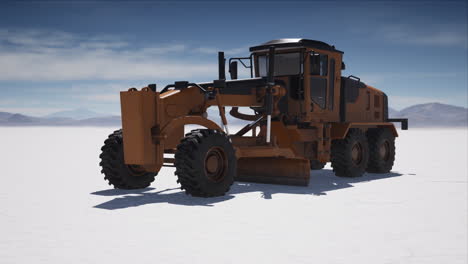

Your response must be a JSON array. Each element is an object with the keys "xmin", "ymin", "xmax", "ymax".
[
  {"xmin": 120, "ymin": 90, "xmax": 162, "ymax": 168},
  {"xmin": 342, "ymin": 83, "xmax": 386, "ymax": 123}
]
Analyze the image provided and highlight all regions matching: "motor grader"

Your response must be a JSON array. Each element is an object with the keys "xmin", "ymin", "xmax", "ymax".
[{"xmin": 99, "ymin": 39, "xmax": 408, "ymax": 197}]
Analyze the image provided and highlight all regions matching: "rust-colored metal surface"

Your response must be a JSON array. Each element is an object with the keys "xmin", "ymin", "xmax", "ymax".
[
  {"xmin": 330, "ymin": 122, "xmax": 398, "ymax": 140},
  {"xmin": 236, "ymin": 157, "xmax": 310, "ymax": 186},
  {"xmin": 114, "ymin": 38, "xmax": 406, "ymax": 188},
  {"xmin": 120, "ymin": 89, "xmax": 161, "ymax": 168}
]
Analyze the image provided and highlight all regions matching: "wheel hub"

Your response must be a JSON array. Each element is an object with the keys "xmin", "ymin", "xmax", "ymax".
[
  {"xmin": 351, "ymin": 143, "xmax": 363, "ymax": 166},
  {"xmin": 379, "ymin": 140, "xmax": 390, "ymax": 161},
  {"xmin": 204, "ymin": 147, "xmax": 227, "ymax": 182}
]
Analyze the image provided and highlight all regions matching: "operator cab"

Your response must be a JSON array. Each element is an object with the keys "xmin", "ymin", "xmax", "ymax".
[{"xmin": 234, "ymin": 39, "xmax": 344, "ymax": 123}]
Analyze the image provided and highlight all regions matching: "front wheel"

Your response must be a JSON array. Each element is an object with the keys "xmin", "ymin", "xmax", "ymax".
[
  {"xmin": 99, "ymin": 129, "xmax": 157, "ymax": 189},
  {"xmin": 175, "ymin": 129, "xmax": 236, "ymax": 197}
]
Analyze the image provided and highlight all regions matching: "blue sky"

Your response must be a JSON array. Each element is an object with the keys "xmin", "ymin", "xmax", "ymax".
[{"xmin": 0, "ymin": 0, "xmax": 466, "ymax": 115}]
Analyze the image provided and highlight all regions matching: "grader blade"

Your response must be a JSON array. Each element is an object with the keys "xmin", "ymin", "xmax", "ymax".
[{"xmin": 236, "ymin": 158, "xmax": 310, "ymax": 186}]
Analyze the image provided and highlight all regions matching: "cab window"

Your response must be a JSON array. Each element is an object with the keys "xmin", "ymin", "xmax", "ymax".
[
  {"xmin": 310, "ymin": 53, "xmax": 328, "ymax": 76},
  {"xmin": 310, "ymin": 52, "xmax": 328, "ymax": 109},
  {"xmin": 258, "ymin": 52, "xmax": 301, "ymax": 77}
]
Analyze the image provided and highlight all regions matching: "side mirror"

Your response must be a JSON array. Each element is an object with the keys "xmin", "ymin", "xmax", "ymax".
[
  {"xmin": 341, "ymin": 61, "xmax": 346, "ymax": 70},
  {"xmin": 229, "ymin": 61, "xmax": 238, "ymax": 80}
]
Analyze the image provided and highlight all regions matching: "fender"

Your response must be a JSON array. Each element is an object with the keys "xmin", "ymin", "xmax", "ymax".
[
  {"xmin": 160, "ymin": 116, "xmax": 223, "ymax": 136},
  {"xmin": 331, "ymin": 122, "xmax": 398, "ymax": 140}
]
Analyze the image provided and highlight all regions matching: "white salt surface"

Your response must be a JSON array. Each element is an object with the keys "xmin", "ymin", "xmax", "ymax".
[{"xmin": 0, "ymin": 127, "xmax": 466, "ymax": 264}]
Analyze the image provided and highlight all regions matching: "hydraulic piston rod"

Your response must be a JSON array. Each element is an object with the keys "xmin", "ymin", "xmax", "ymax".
[{"xmin": 265, "ymin": 46, "xmax": 275, "ymax": 143}]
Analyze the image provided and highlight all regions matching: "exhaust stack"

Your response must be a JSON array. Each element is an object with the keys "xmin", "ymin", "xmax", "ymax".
[{"xmin": 218, "ymin": 51, "xmax": 226, "ymax": 80}]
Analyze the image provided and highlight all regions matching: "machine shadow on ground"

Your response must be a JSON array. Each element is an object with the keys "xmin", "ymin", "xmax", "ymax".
[{"xmin": 92, "ymin": 169, "xmax": 403, "ymax": 210}]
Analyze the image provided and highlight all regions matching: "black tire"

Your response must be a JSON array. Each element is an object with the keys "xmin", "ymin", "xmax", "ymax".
[
  {"xmin": 175, "ymin": 129, "xmax": 236, "ymax": 197},
  {"xmin": 310, "ymin": 160, "xmax": 326, "ymax": 170},
  {"xmin": 99, "ymin": 129, "xmax": 157, "ymax": 189},
  {"xmin": 331, "ymin": 128, "xmax": 369, "ymax": 177},
  {"xmin": 366, "ymin": 128, "xmax": 395, "ymax": 173}
]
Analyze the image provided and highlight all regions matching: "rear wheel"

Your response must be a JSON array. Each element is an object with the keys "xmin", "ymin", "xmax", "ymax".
[
  {"xmin": 175, "ymin": 129, "xmax": 236, "ymax": 197},
  {"xmin": 99, "ymin": 129, "xmax": 157, "ymax": 189},
  {"xmin": 331, "ymin": 128, "xmax": 369, "ymax": 177},
  {"xmin": 366, "ymin": 128, "xmax": 395, "ymax": 173}
]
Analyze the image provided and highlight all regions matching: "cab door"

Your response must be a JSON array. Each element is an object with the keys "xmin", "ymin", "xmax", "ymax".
[{"xmin": 305, "ymin": 50, "xmax": 340, "ymax": 122}]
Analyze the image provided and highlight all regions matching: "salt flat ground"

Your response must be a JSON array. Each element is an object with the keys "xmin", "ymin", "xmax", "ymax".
[{"xmin": 0, "ymin": 127, "xmax": 466, "ymax": 264}]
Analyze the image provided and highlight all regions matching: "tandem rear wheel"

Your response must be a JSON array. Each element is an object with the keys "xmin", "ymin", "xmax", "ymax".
[
  {"xmin": 366, "ymin": 128, "xmax": 395, "ymax": 173},
  {"xmin": 331, "ymin": 128, "xmax": 369, "ymax": 178},
  {"xmin": 330, "ymin": 127, "xmax": 395, "ymax": 178}
]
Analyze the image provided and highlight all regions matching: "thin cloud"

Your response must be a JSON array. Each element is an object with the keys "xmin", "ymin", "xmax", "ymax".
[
  {"xmin": 0, "ymin": 29, "xmax": 221, "ymax": 81},
  {"xmin": 77, "ymin": 93, "xmax": 120, "ymax": 103},
  {"xmin": 0, "ymin": 107, "xmax": 68, "ymax": 116},
  {"xmin": 0, "ymin": 99, "xmax": 19, "ymax": 105},
  {"xmin": 0, "ymin": 29, "xmax": 75, "ymax": 47},
  {"xmin": 64, "ymin": 83, "xmax": 145, "ymax": 104},
  {"xmin": 378, "ymin": 24, "xmax": 467, "ymax": 48},
  {"xmin": 359, "ymin": 72, "xmax": 461, "ymax": 86},
  {"xmin": 78, "ymin": 41, "xmax": 129, "ymax": 49},
  {"xmin": 193, "ymin": 46, "xmax": 248, "ymax": 55},
  {"xmin": 194, "ymin": 47, "xmax": 219, "ymax": 54}
]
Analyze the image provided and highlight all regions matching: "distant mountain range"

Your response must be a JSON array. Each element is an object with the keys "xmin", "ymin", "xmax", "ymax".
[
  {"xmin": 389, "ymin": 103, "xmax": 467, "ymax": 127},
  {"xmin": 44, "ymin": 107, "xmax": 107, "ymax": 120},
  {"xmin": 0, "ymin": 103, "xmax": 466, "ymax": 127},
  {"xmin": 0, "ymin": 109, "xmax": 121, "ymax": 126}
]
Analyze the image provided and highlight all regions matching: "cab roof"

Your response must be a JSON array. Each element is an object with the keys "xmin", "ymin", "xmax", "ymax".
[{"xmin": 249, "ymin": 38, "xmax": 343, "ymax": 54}]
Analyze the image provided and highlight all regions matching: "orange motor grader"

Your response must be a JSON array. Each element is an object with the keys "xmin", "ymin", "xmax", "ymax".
[{"xmin": 99, "ymin": 39, "xmax": 408, "ymax": 197}]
